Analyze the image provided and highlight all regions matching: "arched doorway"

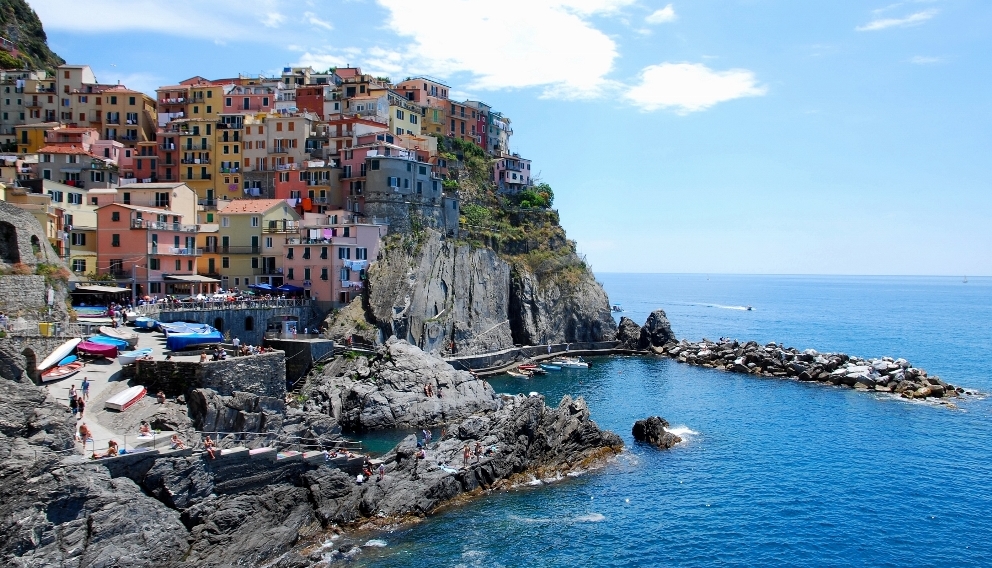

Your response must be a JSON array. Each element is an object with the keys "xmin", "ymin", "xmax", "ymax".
[
  {"xmin": 21, "ymin": 348, "xmax": 37, "ymax": 383},
  {"xmin": 244, "ymin": 316, "xmax": 254, "ymax": 331},
  {"xmin": 213, "ymin": 317, "xmax": 225, "ymax": 332},
  {"xmin": 0, "ymin": 221, "xmax": 20, "ymax": 264}
]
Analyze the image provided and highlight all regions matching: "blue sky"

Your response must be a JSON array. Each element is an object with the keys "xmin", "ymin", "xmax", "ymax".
[{"xmin": 30, "ymin": 0, "xmax": 992, "ymax": 275}]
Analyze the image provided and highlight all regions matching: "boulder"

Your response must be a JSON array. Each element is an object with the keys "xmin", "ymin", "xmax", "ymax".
[
  {"xmin": 616, "ymin": 317, "xmax": 643, "ymax": 350},
  {"xmin": 638, "ymin": 310, "xmax": 676, "ymax": 349},
  {"xmin": 631, "ymin": 416, "xmax": 682, "ymax": 450}
]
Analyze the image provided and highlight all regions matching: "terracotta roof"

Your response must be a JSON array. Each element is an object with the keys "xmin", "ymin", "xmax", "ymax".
[
  {"xmin": 219, "ymin": 199, "xmax": 288, "ymax": 214},
  {"xmin": 37, "ymin": 145, "xmax": 94, "ymax": 156}
]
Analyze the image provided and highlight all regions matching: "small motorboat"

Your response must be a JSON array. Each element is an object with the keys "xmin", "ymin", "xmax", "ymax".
[
  {"xmin": 134, "ymin": 317, "xmax": 157, "ymax": 330},
  {"xmin": 99, "ymin": 326, "xmax": 139, "ymax": 347},
  {"xmin": 519, "ymin": 364, "xmax": 547, "ymax": 375},
  {"xmin": 507, "ymin": 369, "xmax": 532, "ymax": 378},
  {"xmin": 611, "ymin": 304, "xmax": 624, "ymax": 312},
  {"xmin": 37, "ymin": 338, "xmax": 82, "ymax": 371},
  {"xmin": 104, "ymin": 385, "xmax": 147, "ymax": 411},
  {"xmin": 119, "ymin": 348, "xmax": 153, "ymax": 365},
  {"xmin": 87, "ymin": 334, "xmax": 130, "ymax": 350},
  {"xmin": 539, "ymin": 363, "xmax": 561, "ymax": 371},
  {"xmin": 554, "ymin": 357, "xmax": 590, "ymax": 369},
  {"xmin": 125, "ymin": 311, "xmax": 139, "ymax": 323},
  {"xmin": 41, "ymin": 360, "xmax": 84, "ymax": 382},
  {"xmin": 746, "ymin": 306, "xmax": 753, "ymax": 311}
]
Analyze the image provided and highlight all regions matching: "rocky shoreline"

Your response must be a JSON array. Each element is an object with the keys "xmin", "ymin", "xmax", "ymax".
[{"xmin": 619, "ymin": 311, "xmax": 972, "ymax": 402}]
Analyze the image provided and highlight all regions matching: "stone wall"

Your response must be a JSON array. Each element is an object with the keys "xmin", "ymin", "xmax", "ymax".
[
  {"xmin": 0, "ymin": 275, "xmax": 69, "ymax": 321},
  {"xmin": 156, "ymin": 305, "xmax": 316, "ymax": 346},
  {"xmin": 0, "ymin": 334, "xmax": 68, "ymax": 382},
  {"xmin": 0, "ymin": 200, "xmax": 64, "ymax": 269},
  {"xmin": 265, "ymin": 337, "xmax": 335, "ymax": 387},
  {"xmin": 130, "ymin": 351, "xmax": 287, "ymax": 398},
  {"xmin": 363, "ymin": 195, "xmax": 459, "ymax": 235},
  {"xmin": 445, "ymin": 340, "xmax": 620, "ymax": 373}
]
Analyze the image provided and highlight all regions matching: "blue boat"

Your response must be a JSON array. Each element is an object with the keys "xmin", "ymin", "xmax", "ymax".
[
  {"xmin": 159, "ymin": 322, "xmax": 214, "ymax": 336},
  {"xmin": 540, "ymin": 363, "xmax": 561, "ymax": 371},
  {"xmin": 87, "ymin": 334, "xmax": 129, "ymax": 349},
  {"xmin": 166, "ymin": 330, "xmax": 224, "ymax": 351},
  {"xmin": 134, "ymin": 317, "xmax": 157, "ymax": 330},
  {"xmin": 57, "ymin": 354, "xmax": 77, "ymax": 366}
]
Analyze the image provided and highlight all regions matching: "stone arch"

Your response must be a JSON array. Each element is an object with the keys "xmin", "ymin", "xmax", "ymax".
[
  {"xmin": 21, "ymin": 348, "xmax": 37, "ymax": 383},
  {"xmin": 244, "ymin": 316, "xmax": 254, "ymax": 331},
  {"xmin": 0, "ymin": 221, "xmax": 20, "ymax": 264},
  {"xmin": 213, "ymin": 317, "xmax": 225, "ymax": 332}
]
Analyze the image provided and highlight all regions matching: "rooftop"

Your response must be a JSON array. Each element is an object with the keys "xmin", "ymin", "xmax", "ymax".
[{"xmin": 218, "ymin": 199, "xmax": 290, "ymax": 214}]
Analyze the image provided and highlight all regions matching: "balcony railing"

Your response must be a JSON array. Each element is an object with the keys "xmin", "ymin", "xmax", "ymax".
[
  {"xmin": 269, "ymin": 146, "xmax": 288, "ymax": 154},
  {"xmin": 198, "ymin": 198, "xmax": 217, "ymax": 209},
  {"xmin": 264, "ymin": 222, "xmax": 300, "ymax": 233},
  {"xmin": 149, "ymin": 245, "xmax": 203, "ymax": 256},
  {"xmin": 181, "ymin": 158, "xmax": 210, "ymax": 164},
  {"xmin": 219, "ymin": 167, "xmax": 240, "ymax": 174},
  {"xmin": 131, "ymin": 219, "xmax": 198, "ymax": 232},
  {"xmin": 182, "ymin": 143, "xmax": 210, "ymax": 150},
  {"xmin": 202, "ymin": 245, "xmax": 259, "ymax": 254},
  {"xmin": 253, "ymin": 267, "xmax": 283, "ymax": 275},
  {"xmin": 160, "ymin": 143, "xmax": 176, "ymax": 151}
]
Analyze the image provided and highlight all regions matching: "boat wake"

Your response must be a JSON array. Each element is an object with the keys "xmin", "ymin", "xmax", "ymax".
[
  {"xmin": 574, "ymin": 513, "xmax": 606, "ymax": 523},
  {"xmin": 704, "ymin": 303, "xmax": 753, "ymax": 311}
]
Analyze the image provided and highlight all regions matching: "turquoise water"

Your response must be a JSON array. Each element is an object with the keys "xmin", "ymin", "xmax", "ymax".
[{"xmin": 353, "ymin": 275, "xmax": 992, "ymax": 567}]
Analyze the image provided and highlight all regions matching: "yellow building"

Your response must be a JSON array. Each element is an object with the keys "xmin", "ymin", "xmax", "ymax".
[
  {"xmin": 187, "ymin": 84, "xmax": 225, "ymax": 121},
  {"xmin": 14, "ymin": 121, "xmax": 58, "ymax": 154},
  {"xmin": 216, "ymin": 199, "xmax": 301, "ymax": 289}
]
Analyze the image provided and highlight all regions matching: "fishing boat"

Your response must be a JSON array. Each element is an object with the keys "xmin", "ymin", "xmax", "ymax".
[
  {"xmin": 87, "ymin": 334, "xmax": 129, "ymax": 350},
  {"xmin": 539, "ymin": 363, "xmax": 561, "ymax": 371},
  {"xmin": 507, "ymin": 369, "xmax": 532, "ymax": 378},
  {"xmin": 40, "ymin": 360, "xmax": 84, "ymax": 382},
  {"xmin": 553, "ymin": 357, "xmax": 590, "ymax": 369},
  {"xmin": 77, "ymin": 341, "xmax": 118, "ymax": 359},
  {"xmin": 104, "ymin": 385, "xmax": 146, "ymax": 411},
  {"xmin": 118, "ymin": 348, "xmax": 153, "ymax": 365},
  {"xmin": 37, "ymin": 338, "xmax": 82, "ymax": 371},
  {"xmin": 134, "ymin": 317, "xmax": 157, "ymax": 330},
  {"xmin": 99, "ymin": 326, "xmax": 139, "ymax": 347}
]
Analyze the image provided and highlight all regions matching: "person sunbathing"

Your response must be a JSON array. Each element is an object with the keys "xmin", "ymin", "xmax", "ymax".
[
  {"xmin": 92, "ymin": 440, "xmax": 119, "ymax": 459},
  {"xmin": 170, "ymin": 434, "xmax": 186, "ymax": 450},
  {"xmin": 139, "ymin": 422, "xmax": 151, "ymax": 436},
  {"xmin": 203, "ymin": 436, "xmax": 217, "ymax": 459}
]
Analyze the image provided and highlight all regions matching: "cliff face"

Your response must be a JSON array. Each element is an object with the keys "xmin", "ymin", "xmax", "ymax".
[
  {"xmin": 358, "ymin": 229, "xmax": 616, "ymax": 355},
  {"xmin": 0, "ymin": 0, "xmax": 64, "ymax": 71}
]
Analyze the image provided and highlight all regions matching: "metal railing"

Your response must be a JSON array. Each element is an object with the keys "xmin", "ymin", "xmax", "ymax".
[{"xmin": 136, "ymin": 298, "xmax": 313, "ymax": 313}]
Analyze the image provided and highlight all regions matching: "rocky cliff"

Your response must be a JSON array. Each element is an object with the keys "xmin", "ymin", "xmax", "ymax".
[
  {"xmin": 335, "ymin": 228, "xmax": 616, "ymax": 356},
  {"xmin": 0, "ymin": 0, "xmax": 64, "ymax": 71}
]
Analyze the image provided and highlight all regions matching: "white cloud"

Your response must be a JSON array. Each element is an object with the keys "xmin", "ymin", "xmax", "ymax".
[
  {"xmin": 910, "ymin": 55, "xmax": 942, "ymax": 64},
  {"xmin": 304, "ymin": 11, "xmax": 333, "ymax": 30},
  {"xmin": 373, "ymin": 0, "xmax": 637, "ymax": 98},
  {"xmin": 856, "ymin": 9, "xmax": 938, "ymax": 31},
  {"xmin": 261, "ymin": 12, "xmax": 286, "ymax": 28},
  {"xmin": 625, "ymin": 63, "xmax": 766, "ymax": 113},
  {"xmin": 646, "ymin": 4, "xmax": 677, "ymax": 24},
  {"xmin": 29, "ymin": 0, "xmax": 292, "ymax": 41},
  {"xmin": 296, "ymin": 52, "xmax": 351, "ymax": 73}
]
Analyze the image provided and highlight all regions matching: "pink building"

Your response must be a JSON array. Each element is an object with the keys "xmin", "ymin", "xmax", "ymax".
[
  {"xmin": 223, "ymin": 84, "xmax": 276, "ymax": 113},
  {"xmin": 281, "ymin": 210, "xmax": 386, "ymax": 305},
  {"xmin": 95, "ymin": 202, "xmax": 208, "ymax": 299},
  {"xmin": 493, "ymin": 153, "xmax": 532, "ymax": 193}
]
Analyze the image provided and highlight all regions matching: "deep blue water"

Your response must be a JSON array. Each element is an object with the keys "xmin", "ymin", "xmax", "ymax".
[{"xmin": 351, "ymin": 274, "xmax": 992, "ymax": 567}]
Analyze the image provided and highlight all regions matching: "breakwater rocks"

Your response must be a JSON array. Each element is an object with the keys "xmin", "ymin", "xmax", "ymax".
[
  {"xmin": 661, "ymin": 338, "xmax": 967, "ymax": 400},
  {"xmin": 632, "ymin": 416, "xmax": 682, "ymax": 449}
]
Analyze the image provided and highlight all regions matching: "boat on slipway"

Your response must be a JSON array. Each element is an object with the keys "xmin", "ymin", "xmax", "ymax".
[
  {"xmin": 36, "ymin": 338, "xmax": 82, "ymax": 371},
  {"xmin": 41, "ymin": 355, "xmax": 84, "ymax": 382},
  {"xmin": 87, "ymin": 334, "xmax": 130, "ymax": 350},
  {"xmin": 104, "ymin": 385, "xmax": 147, "ymax": 411},
  {"xmin": 76, "ymin": 341, "xmax": 118, "ymax": 359},
  {"xmin": 118, "ymin": 348, "xmax": 153, "ymax": 365},
  {"xmin": 99, "ymin": 326, "xmax": 139, "ymax": 347}
]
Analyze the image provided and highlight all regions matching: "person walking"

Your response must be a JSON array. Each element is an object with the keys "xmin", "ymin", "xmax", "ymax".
[
  {"xmin": 81, "ymin": 377, "xmax": 90, "ymax": 400},
  {"xmin": 69, "ymin": 393, "xmax": 78, "ymax": 417},
  {"xmin": 76, "ymin": 395, "xmax": 85, "ymax": 419}
]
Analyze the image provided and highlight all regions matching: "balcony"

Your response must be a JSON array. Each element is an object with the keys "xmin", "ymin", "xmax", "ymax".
[
  {"xmin": 182, "ymin": 143, "xmax": 211, "ymax": 151},
  {"xmin": 131, "ymin": 219, "xmax": 199, "ymax": 232},
  {"xmin": 149, "ymin": 245, "xmax": 203, "ymax": 256},
  {"xmin": 264, "ymin": 221, "xmax": 300, "ymax": 233},
  {"xmin": 219, "ymin": 167, "xmax": 240, "ymax": 174},
  {"xmin": 25, "ymin": 99, "xmax": 41, "ymax": 107},
  {"xmin": 203, "ymin": 245, "xmax": 259, "ymax": 254},
  {"xmin": 198, "ymin": 198, "xmax": 217, "ymax": 210},
  {"xmin": 253, "ymin": 267, "xmax": 283, "ymax": 275},
  {"xmin": 159, "ymin": 143, "xmax": 176, "ymax": 151},
  {"xmin": 181, "ymin": 158, "xmax": 210, "ymax": 164},
  {"xmin": 183, "ymin": 173, "xmax": 212, "ymax": 180},
  {"xmin": 269, "ymin": 146, "xmax": 288, "ymax": 154}
]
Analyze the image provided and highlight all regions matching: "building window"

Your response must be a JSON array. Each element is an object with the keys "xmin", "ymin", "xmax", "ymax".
[
  {"xmin": 265, "ymin": 237, "xmax": 272, "ymax": 248},
  {"xmin": 222, "ymin": 257, "xmax": 230, "ymax": 268},
  {"xmin": 286, "ymin": 248, "xmax": 293, "ymax": 259},
  {"xmin": 150, "ymin": 282, "xmax": 161, "ymax": 293},
  {"xmin": 338, "ymin": 247, "xmax": 350, "ymax": 260},
  {"xmin": 356, "ymin": 248, "xmax": 368, "ymax": 260},
  {"xmin": 320, "ymin": 267, "xmax": 328, "ymax": 280},
  {"xmin": 122, "ymin": 192, "xmax": 130, "ymax": 204},
  {"xmin": 251, "ymin": 217, "xmax": 259, "ymax": 227},
  {"xmin": 304, "ymin": 268, "xmax": 311, "ymax": 281},
  {"xmin": 251, "ymin": 257, "xmax": 258, "ymax": 268},
  {"xmin": 287, "ymin": 268, "xmax": 294, "ymax": 280},
  {"xmin": 175, "ymin": 259, "xmax": 181, "ymax": 270},
  {"xmin": 71, "ymin": 259, "xmax": 86, "ymax": 272},
  {"xmin": 222, "ymin": 217, "xmax": 230, "ymax": 227},
  {"xmin": 370, "ymin": 159, "xmax": 379, "ymax": 170},
  {"xmin": 339, "ymin": 267, "xmax": 349, "ymax": 281},
  {"xmin": 70, "ymin": 233, "xmax": 86, "ymax": 246},
  {"xmin": 111, "ymin": 234, "xmax": 120, "ymax": 247},
  {"xmin": 150, "ymin": 258, "xmax": 160, "ymax": 270},
  {"xmin": 303, "ymin": 247, "xmax": 311, "ymax": 260}
]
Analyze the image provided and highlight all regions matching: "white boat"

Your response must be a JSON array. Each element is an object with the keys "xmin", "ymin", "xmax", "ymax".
[
  {"xmin": 553, "ymin": 357, "xmax": 589, "ymax": 369},
  {"xmin": 41, "ymin": 361, "xmax": 83, "ymax": 382},
  {"xmin": 125, "ymin": 311, "xmax": 139, "ymax": 323},
  {"xmin": 118, "ymin": 348, "xmax": 153, "ymax": 365},
  {"xmin": 37, "ymin": 338, "xmax": 82, "ymax": 371},
  {"xmin": 99, "ymin": 326, "xmax": 139, "ymax": 347},
  {"xmin": 104, "ymin": 385, "xmax": 147, "ymax": 411}
]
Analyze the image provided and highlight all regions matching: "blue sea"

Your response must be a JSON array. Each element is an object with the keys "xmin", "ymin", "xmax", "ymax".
[{"xmin": 352, "ymin": 274, "xmax": 992, "ymax": 567}]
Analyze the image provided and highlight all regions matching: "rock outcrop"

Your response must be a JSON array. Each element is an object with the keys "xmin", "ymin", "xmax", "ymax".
[
  {"xmin": 302, "ymin": 337, "xmax": 499, "ymax": 431},
  {"xmin": 632, "ymin": 416, "xmax": 682, "ymax": 449},
  {"xmin": 639, "ymin": 309, "xmax": 675, "ymax": 350},
  {"xmin": 188, "ymin": 388, "xmax": 340, "ymax": 446},
  {"xmin": 327, "ymin": 229, "xmax": 617, "ymax": 355},
  {"xmin": 661, "ymin": 338, "xmax": 968, "ymax": 399},
  {"xmin": 616, "ymin": 316, "xmax": 642, "ymax": 350}
]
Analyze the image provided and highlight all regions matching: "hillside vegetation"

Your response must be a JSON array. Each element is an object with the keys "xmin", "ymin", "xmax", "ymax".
[{"xmin": 0, "ymin": 0, "xmax": 64, "ymax": 71}]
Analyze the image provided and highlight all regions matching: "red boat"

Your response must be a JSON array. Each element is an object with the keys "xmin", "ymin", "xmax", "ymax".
[
  {"xmin": 76, "ymin": 341, "xmax": 118, "ymax": 359},
  {"xmin": 40, "ymin": 361, "xmax": 83, "ymax": 382}
]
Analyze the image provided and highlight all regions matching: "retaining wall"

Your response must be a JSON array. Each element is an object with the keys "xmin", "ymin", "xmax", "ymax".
[
  {"xmin": 445, "ymin": 341, "xmax": 620, "ymax": 373},
  {"xmin": 0, "ymin": 334, "xmax": 73, "ymax": 382},
  {"xmin": 130, "ymin": 351, "xmax": 287, "ymax": 398},
  {"xmin": 265, "ymin": 337, "xmax": 335, "ymax": 387},
  {"xmin": 155, "ymin": 306, "xmax": 314, "ymax": 346}
]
